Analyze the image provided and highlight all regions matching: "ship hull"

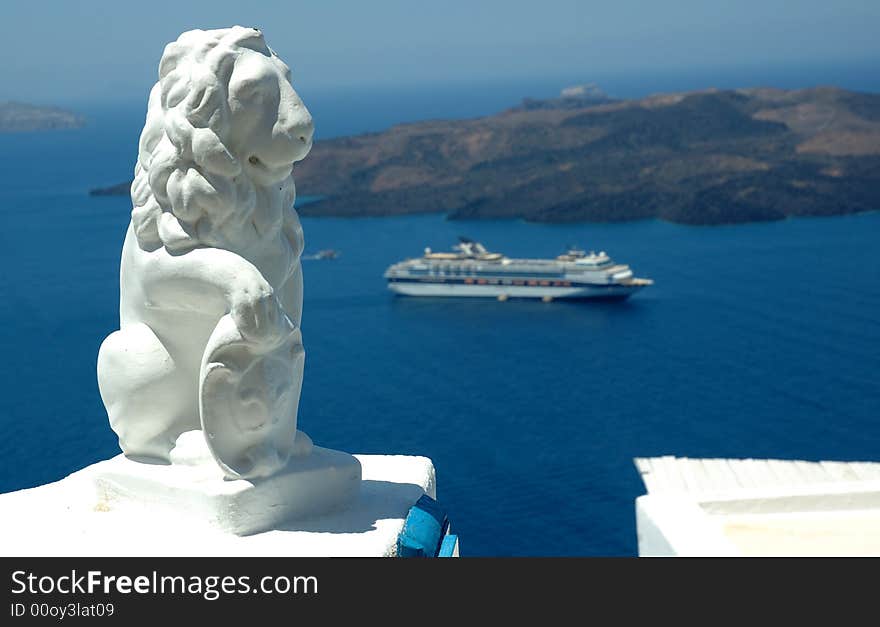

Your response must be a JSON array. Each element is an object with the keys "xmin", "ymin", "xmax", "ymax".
[{"xmin": 387, "ymin": 279, "xmax": 646, "ymax": 300}]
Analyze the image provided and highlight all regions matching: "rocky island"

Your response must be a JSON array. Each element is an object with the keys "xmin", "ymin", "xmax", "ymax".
[
  {"xmin": 0, "ymin": 102, "xmax": 84, "ymax": 132},
  {"xmin": 92, "ymin": 85, "xmax": 880, "ymax": 225}
]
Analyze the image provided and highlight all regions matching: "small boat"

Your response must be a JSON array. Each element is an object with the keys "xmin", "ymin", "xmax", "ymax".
[{"xmin": 303, "ymin": 249, "xmax": 340, "ymax": 260}]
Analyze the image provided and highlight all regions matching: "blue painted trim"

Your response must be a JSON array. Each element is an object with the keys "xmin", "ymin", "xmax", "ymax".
[
  {"xmin": 397, "ymin": 494, "xmax": 451, "ymax": 558},
  {"xmin": 438, "ymin": 534, "xmax": 458, "ymax": 558}
]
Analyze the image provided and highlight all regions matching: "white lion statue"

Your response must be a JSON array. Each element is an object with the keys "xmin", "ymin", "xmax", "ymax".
[{"xmin": 98, "ymin": 27, "xmax": 315, "ymax": 480}]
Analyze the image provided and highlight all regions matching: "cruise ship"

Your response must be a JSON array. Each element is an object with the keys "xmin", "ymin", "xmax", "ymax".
[{"xmin": 384, "ymin": 238, "xmax": 652, "ymax": 301}]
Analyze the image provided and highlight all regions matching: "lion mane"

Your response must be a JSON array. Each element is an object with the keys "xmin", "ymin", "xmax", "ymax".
[{"xmin": 130, "ymin": 27, "xmax": 298, "ymax": 254}]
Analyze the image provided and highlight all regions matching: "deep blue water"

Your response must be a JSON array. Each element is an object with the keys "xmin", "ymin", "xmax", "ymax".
[{"xmin": 1, "ymin": 78, "xmax": 879, "ymax": 556}]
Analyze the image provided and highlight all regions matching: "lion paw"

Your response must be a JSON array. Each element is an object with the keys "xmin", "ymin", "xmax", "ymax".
[{"xmin": 231, "ymin": 288, "xmax": 295, "ymax": 349}]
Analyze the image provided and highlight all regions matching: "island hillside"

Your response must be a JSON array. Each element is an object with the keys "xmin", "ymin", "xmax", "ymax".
[
  {"xmin": 92, "ymin": 86, "xmax": 880, "ymax": 225},
  {"xmin": 0, "ymin": 102, "xmax": 84, "ymax": 132}
]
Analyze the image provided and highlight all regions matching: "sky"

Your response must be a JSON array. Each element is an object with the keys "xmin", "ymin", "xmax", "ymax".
[{"xmin": 2, "ymin": 0, "xmax": 879, "ymax": 105}]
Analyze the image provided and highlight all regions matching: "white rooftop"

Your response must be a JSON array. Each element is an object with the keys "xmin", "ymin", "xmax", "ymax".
[{"xmin": 634, "ymin": 456, "xmax": 880, "ymax": 556}]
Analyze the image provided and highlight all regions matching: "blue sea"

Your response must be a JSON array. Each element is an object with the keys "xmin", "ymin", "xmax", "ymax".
[{"xmin": 1, "ymin": 72, "xmax": 879, "ymax": 556}]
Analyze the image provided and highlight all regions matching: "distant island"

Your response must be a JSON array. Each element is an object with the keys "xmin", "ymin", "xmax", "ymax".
[
  {"xmin": 90, "ymin": 85, "xmax": 880, "ymax": 225},
  {"xmin": 0, "ymin": 102, "xmax": 84, "ymax": 132}
]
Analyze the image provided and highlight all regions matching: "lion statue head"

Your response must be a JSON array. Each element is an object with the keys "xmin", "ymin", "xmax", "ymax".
[{"xmin": 130, "ymin": 26, "xmax": 314, "ymax": 254}]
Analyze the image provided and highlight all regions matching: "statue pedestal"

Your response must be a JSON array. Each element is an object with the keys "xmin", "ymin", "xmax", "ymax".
[
  {"xmin": 93, "ymin": 434, "xmax": 362, "ymax": 536},
  {"xmin": 0, "ymin": 452, "xmax": 437, "ymax": 557}
]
